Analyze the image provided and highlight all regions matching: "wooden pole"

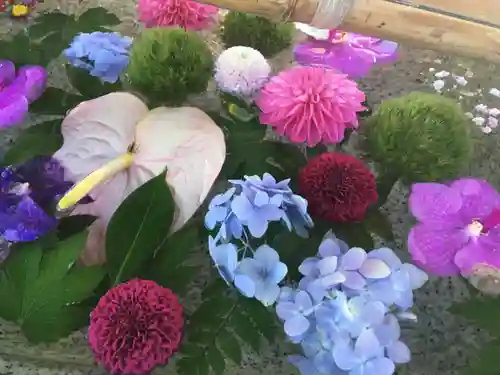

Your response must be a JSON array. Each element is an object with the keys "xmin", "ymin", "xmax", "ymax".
[{"xmin": 202, "ymin": 0, "xmax": 500, "ymax": 63}]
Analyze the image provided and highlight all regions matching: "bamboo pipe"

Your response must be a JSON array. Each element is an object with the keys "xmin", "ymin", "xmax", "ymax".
[{"xmin": 203, "ymin": 0, "xmax": 500, "ymax": 63}]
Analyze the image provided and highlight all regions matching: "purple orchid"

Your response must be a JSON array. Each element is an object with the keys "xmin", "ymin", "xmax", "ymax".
[
  {"xmin": 293, "ymin": 29, "xmax": 398, "ymax": 78},
  {"xmin": 0, "ymin": 60, "xmax": 47, "ymax": 128},
  {"xmin": 408, "ymin": 178, "xmax": 500, "ymax": 277},
  {"xmin": 0, "ymin": 156, "xmax": 91, "ymax": 242}
]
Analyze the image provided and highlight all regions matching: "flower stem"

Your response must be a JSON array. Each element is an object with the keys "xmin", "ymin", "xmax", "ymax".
[{"xmin": 57, "ymin": 153, "xmax": 134, "ymax": 211}]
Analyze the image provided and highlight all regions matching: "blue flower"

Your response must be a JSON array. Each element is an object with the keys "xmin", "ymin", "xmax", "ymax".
[
  {"xmin": 64, "ymin": 32, "xmax": 132, "ymax": 83},
  {"xmin": 236, "ymin": 245, "xmax": 288, "ymax": 306},
  {"xmin": 364, "ymin": 248, "xmax": 428, "ymax": 310},
  {"xmin": 276, "ymin": 290, "xmax": 316, "ymax": 338},
  {"xmin": 205, "ymin": 187, "xmax": 243, "ymax": 241},
  {"xmin": 333, "ymin": 328, "xmax": 395, "ymax": 375},
  {"xmin": 374, "ymin": 314, "xmax": 411, "ymax": 364}
]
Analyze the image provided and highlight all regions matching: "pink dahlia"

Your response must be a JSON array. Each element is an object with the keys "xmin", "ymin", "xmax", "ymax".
[
  {"xmin": 137, "ymin": 0, "xmax": 218, "ymax": 30},
  {"xmin": 255, "ymin": 66, "xmax": 366, "ymax": 146},
  {"xmin": 88, "ymin": 279, "xmax": 184, "ymax": 375}
]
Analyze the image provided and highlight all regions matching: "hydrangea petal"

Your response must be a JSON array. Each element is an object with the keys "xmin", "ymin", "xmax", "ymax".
[
  {"xmin": 285, "ymin": 314, "xmax": 310, "ymax": 337},
  {"xmin": 318, "ymin": 256, "xmax": 338, "ymax": 275},
  {"xmin": 341, "ymin": 247, "xmax": 367, "ymax": 270},
  {"xmin": 387, "ymin": 340, "xmax": 411, "ymax": 364},
  {"xmin": 318, "ymin": 237, "xmax": 342, "ymax": 257},
  {"xmin": 255, "ymin": 281, "xmax": 280, "ymax": 306},
  {"xmin": 276, "ymin": 301, "xmax": 296, "ymax": 320},
  {"xmin": 234, "ymin": 274, "xmax": 256, "ymax": 298},
  {"xmin": 254, "ymin": 244, "xmax": 279, "ymax": 267},
  {"xmin": 367, "ymin": 248, "xmax": 401, "ymax": 269},
  {"xmin": 364, "ymin": 357, "xmax": 395, "ymax": 375},
  {"xmin": 359, "ymin": 259, "xmax": 391, "ymax": 279},
  {"xmin": 354, "ymin": 329, "xmax": 382, "ymax": 358},
  {"xmin": 401, "ymin": 263, "xmax": 428, "ymax": 289},
  {"xmin": 299, "ymin": 257, "xmax": 319, "ymax": 276},
  {"xmin": 342, "ymin": 271, "xmax": 366, "ymax": 290},
  {"xmin": 333, "ymin": 344, "xmax": 358, "ymax": 370}
]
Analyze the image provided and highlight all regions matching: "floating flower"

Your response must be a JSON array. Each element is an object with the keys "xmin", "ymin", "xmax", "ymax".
[
  {"xmin": 236, "ymin": 244, "xmax": 288, "ymax": 306},
  {"xmin": 299, "ymin": 152, "xmax": 378, "ymax": 223},
  {"xmin": 89, "ymin": 279, "xmax": 184, "ymax": 375},
  {"xmin": 214, "ymin": 46, "xmax": 271, "ymax": 98},
  {"xmin": 54, "ymin": 92, "xmax": 225, "ymax": 265},
  {"xmin": 137, "ymin": 0, "xmax": 218, "ymax": 30},
  {"xmin": 408, "ymin": 178, "xmax": 500, "ymax": 276},
  {"xmin": 64, "ymin": 32, "xmax": 132, "ymax": 83},
  {"xmin": 294, "ymin": 27, "xmax": 398, "ymax": 78},
  {"xmin": 0, "ymin": 156, "xmax": 85, "ymax": 242},
  {"xmin": 0, "ymin": 60, "xmax": 46, "ymax": 128},
  {"xmin": 205, "ymin": 173, "xmax": 313, "ymax": 241},
  {"xmin": 256, "ymin": 66, "xmax": 365, "ymax": 146}
]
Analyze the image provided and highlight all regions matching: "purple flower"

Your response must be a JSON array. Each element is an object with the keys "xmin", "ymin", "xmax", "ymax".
[
  {"xmin": 0, "ymin": 156, "xmax": 89, "ymax": 242},
  {"xmin": 408, "ymin": 178, "xmax": 500, "ymax": 276},
  {"xmin": 293, "ymin": 29, "xmax": 398, "ymax": 78},
  {"xmin": 0, "ymin": 60, "xmax": 47, "ymax": 128}
]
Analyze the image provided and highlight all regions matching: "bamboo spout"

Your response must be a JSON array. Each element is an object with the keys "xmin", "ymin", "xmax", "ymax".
[{"xmin": 204, "ymin": 0, "xmax": 500, "ymax": 63}]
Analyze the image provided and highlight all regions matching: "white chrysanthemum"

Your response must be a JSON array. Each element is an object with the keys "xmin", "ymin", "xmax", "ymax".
[{"xmin": 214, "ymin": 46, "xmax": 271, "ymax": 98}]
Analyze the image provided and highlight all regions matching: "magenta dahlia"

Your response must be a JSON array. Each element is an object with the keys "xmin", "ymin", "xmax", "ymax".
[
  {"xmin": 137, "ymin": 0, "xmax": 218, "ymax": 30},
  {"xmin": 255, "ymin": 66, "xmax": 366, "ymax": 146},
  {"xmin": 88, "ymin": 279, "xmax": 184, "ymax": 375},
  {"xmin": 299, "ymin": 152, "xmax": 378, "ymax": 222}
]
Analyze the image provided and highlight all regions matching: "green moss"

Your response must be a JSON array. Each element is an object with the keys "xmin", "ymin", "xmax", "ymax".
[
  {"xmin": 126, "ymin": 28, "xmax": 214, "ymax": 106},
  {"xmin": 219, "ymin": 12, "xmax": 294, "ymax": 58},
  {"xmin": 362, "ymin": 92, "xmax": 473, "ymax": 184}
]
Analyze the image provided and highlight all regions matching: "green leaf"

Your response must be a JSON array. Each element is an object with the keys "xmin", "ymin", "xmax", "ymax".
[
  {"xmin": 332, "ymin": 222, "xmax": 374, "ymax": 250},
  {"xmin": 177, "ymin": 356, "xmax": 210, "ymax": 375},
  {"xmin": 217, "ymin": 329, "xmax": 242, "ymax": 365},
  {"xmin": 28, "ymin": 11, "xmax": 77, "ymax": 39},
  {"xmin": 0, "ymin": 233, "xmax": 105, "ymax": 343},
  {"xmin": 29, "ymin": 88, "xmax": 82, "ymax": 115},
  {"xmin": 461, "ymin": 341, "xmax": 500, "ymax": 375},
  {"xmin": 207, "ymin": 345, "xmax": 226, "ymax": 375},
  {"xmin": 306, "ymin": 144, "xmax": 328, "ymax": 159},
  {"xmin": 230, "ymin": 310, "xmax": 262, "ymax": 353},
  {"xmin": 106, "ymin": 171, "xmax": 176, "ymax": 285},
  {"xmin": 450, "ymin": 296, "xmax": 500, "ymax": 334},
  {"xmin": 76, "ymin": 7, "xmax": 121, "ymax": 30},
  {"xmin": 66, "ymin": 65, "xmax": 122, "ymax": 99},
  {"xmin": 2, "ymin": 120, "xmax": 63, "ymax": 166},
  {"xmin": 56, "ymin": 215, "xmax": 97, "ymax": 241},
  {"xmin": 363, "ymin": 208, "xmax": 394, "ymax": 241}
]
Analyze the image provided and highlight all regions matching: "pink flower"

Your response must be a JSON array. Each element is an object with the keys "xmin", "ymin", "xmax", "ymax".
[
  {"xmin": 88, "ymin": 279, "xmax": 184, "ymax": 375},
  {"xmin": 137, "ymin": 0, "xmax": 218, "ymax": 30},
  {"xmin": 255, "ymin": 66, "xmax": 366, "ymax": 146},
  {"xmin": 408, "ymin": 178, "xmax": 500, "ymax": 276}
]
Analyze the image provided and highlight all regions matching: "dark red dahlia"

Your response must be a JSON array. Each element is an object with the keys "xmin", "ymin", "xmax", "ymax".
[
  {"xmin": 299, "ymin": 152, "xmax": 378, "ymax": 223},
  {"xmin": 88, "ymin": 279, "xmax": 184, "ymax": 375}
]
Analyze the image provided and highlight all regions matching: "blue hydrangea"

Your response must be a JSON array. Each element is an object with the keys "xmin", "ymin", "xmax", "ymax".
[
  {"xmin": 275, "ymin": 233, "xmax": 428, "ymax": 375},
  {"xmin": 64, "ymin": 32, "xmax": 132, "ymax": 83}
]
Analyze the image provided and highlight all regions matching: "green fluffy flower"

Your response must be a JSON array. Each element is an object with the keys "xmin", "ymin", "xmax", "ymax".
[
  {"xmin": 126, "ymin": 28, "xmax": 213, "ymax": 106},
  {"xmin": 362, "ymin": 92, "xmax": 473, "ymax": 184},
  {"xmin": 219, "ymin": 12, "xmax": 294, "ymax": 58}
]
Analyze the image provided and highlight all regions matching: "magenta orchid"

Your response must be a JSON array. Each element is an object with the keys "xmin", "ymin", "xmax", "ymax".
[
  {"xmin": 293, "ymin": 28, "xmax": 398, "ymax": 78},
  {"xmin": 0, "ymin": 60, "xmax": 47, "ymax": 128},
  {"xmin": 408, "ymin": 178, "xmax": 500, "ymax": 277}
]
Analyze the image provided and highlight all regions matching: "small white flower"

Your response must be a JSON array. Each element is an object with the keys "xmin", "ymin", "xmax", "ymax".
[
  {"xmin": 214, "ymin": 46, "xmax": 271, "ymax": 98},
  {"xmin": 434, "ymin": 59, "xmax": 443, "ymax": 64},
  {"xmin": 482, "ymin": 126, "xmax": 492, "ymax": 134},
  {"xmin": 488, "ymin": 116, "xmax": 499, "ymax": 128},
  {"xmin": 432, "ymin": 79, "xmax": 445, "ymax": 91},
  {"xmin": 454, "ymin": 76, "xmax": 468, "ymax": 86},
  {"xmin": 475, "ymin": 104, "xmax": 489, "ymax": 114},
  {"xmin": 434, "ymin": 70, "xmax": 450, "ymax": 78},
  {"xmin": 489, "ymin": 88, "xmax": 500, "ymax": 98},
  {"xmin": 465, "ymin": 69, "xmax": 474, "ymax": 78},
  {"xmin": 464, "ymin": 112, "xmax": 474, "ymax": 119},
  {"xmin": 472, "ymin": 116, "xmax": 486, "ymax": 126},
  {"xmin": 428, "ymin": 67, "xmax": 436, "ymax": 72},
  {"xmin": 489, "ymin": 108, "xmax": 500, "ymax": 117}
]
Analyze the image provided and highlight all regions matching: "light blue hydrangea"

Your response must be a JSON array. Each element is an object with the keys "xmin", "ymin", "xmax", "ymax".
[{"xmin": 64, "ymin": 32, "xmax": 132, "ymax": 83}]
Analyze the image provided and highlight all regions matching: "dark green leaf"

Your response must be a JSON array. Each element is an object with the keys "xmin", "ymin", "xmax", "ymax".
[
  {"xmin": 363, "ymin": 208, "xmax": 394, "ymax": 241},
  {"xmin": 450, "ymin": 297, "xmax": 500, "ymax": 335},
  {"xmin": 66, "ymin": 65, "xmax": 122, "ymax": 99},
  {"xmin": 238, "ymin": 297, "xmax": 279, "ymax": 342},
  {"xmin": 56, "ymin": 215, "xmax": 97, "ymax": 241},
  {"xmin": 230, "ymin": 310, "xmax": 262, "ymax": 353},
  {"xmin": 0, "ymin": 33, "xmax": 43, "ymax": 66},
  {"xmin": 207, "ymin": 345, "xmax": 226, "ymax": 375},
  {"xmin": 177, "ymin": 356, "xmax": 210, "ymax": 375},
  {"xmin": 460, "ymin": 340, "xmax": 500, "ymax": 375},
  {"xmin": 28, "ymin": 11, "xmax": 77, "ymax": 39},
  {"xmin": 2, "ymin": 120, "xmax": 63, "ymax": 166},
  {"xmin": 306, "ymin": 144, "xmax": 328, "ymax": 160},
  {"xmin": 30, "ymin": 88, "xmax": 82, "ymax": 115},
  {"xmin": 0, "ymin": 233, "xmax": 105, "ymax": 343},
  {"xmin": 332, "ymin": 222, "xmax": 375, "ymax": 250},
  {"xmin": 106, "ymin": 171, "xmax": 176, "ymax": 285},
  {"xmin": 217, "ymin": 329, "xmax": 242, "ymax": 365},
  {"xmin": 77, "ymin": 7, "xmax": 121, "ymax": 30}
]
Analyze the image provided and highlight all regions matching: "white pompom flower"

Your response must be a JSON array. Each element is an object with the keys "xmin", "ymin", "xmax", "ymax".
[{"xmin": 214, "ymin": 46, "xmax": 271, "ymax": 98}]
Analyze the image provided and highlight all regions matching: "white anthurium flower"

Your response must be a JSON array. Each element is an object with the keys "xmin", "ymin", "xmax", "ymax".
[
  {"xmin": 54, "ymin": 92, "xmax": 225, "ymax": 265},
  {"xmin": 294, "ymin": 22, "xmax": 330, "ymax": 40}
]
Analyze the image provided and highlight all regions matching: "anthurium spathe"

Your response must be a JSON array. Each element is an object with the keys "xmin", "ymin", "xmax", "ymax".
[{"xmin": 53, "ymin": 92, "xmax": 226, "ymax": 265}]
